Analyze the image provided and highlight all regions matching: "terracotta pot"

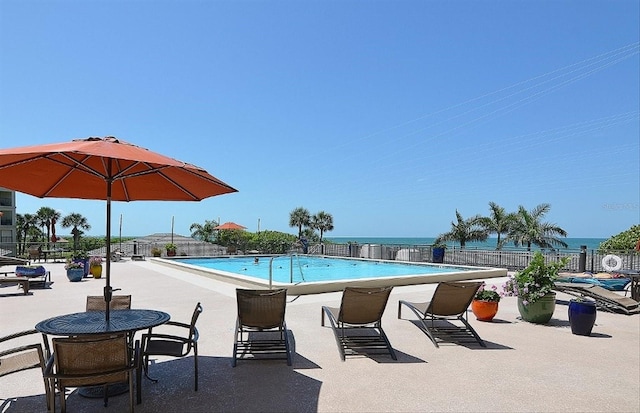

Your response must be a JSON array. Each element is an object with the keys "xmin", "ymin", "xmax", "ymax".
[
  {"xmin": 166, "ymin": 250, "xmax": 176, "ymax": 257},
  {"xmin": 471, "ymin": 299, "xmax": 499, "ymax": 321}
]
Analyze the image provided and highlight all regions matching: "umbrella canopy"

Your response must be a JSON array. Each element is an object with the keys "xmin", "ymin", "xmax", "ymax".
[
  {"xmin": 0, "ymin": 136, "xmax": 237, "ymax": 320},
  {"xmin": 214, "ymin": 222, "xmax": 246, "ymax": 230}
]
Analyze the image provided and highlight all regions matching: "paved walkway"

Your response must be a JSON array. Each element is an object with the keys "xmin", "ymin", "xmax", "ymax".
[{"xmin": 1, "ymin": 259, "xmax": 639, "ymax": 412}]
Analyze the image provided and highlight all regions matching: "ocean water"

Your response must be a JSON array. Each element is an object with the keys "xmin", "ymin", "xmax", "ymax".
[{"xmin": 326, "ymin": 237, "xmax": 607, "ymax": 252}]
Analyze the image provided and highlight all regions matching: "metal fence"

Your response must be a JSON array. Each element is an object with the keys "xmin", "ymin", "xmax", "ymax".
[
  {"xmin": 2, "ymin": 240, "xmax": 638, "ymax": 273},
  {"xmin": 319, "ymin": 243, "xmax": 639, "ymax": 273}
]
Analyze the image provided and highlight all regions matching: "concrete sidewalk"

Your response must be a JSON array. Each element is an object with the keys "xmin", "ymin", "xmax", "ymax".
[{"xmin": 1, "ymin": 259, "xmax": 639, "ymax": 412}]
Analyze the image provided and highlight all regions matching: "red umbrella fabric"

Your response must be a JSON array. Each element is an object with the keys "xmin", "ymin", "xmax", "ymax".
[
  {"xmin": 0, "ymin": 136, "xmax": 237, "ymax": 320},
  {"xmin": 214, "ymin": 222, "xmax": 246, "ymax": 230}
]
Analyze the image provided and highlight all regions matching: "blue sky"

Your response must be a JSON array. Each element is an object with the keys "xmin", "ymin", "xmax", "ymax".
[{"xmin": 1, "ymin": 0, "xmax": 638, "ymax": 239}]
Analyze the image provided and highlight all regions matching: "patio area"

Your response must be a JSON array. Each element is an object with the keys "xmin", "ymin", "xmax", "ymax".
[{"xmin": 1, "ymin": 258, "xmax": 639, "ymax": 412}]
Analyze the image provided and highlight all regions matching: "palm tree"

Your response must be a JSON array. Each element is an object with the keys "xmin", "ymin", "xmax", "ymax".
[
  {"xmin": 21, "ymin": 213, "xmax": 40, "ymax": 244},
  {"xmin": 15, "ymin": 213, "xmax": 26, "ymax": 254},
  {"xmin": 36, "ymin": 206, "xmax": 61, "ymax": 247},
  {"xmin": 436, "ymin": 210, "xmax": 488, "ymax": 248},
  {"xmin": 61, "ymin": 213, "xmax": 91, "ymax": 253},
  {"xmin": 289, "ymin": 207, "xmax": 311, "ymax": 238},
  {"xmin": 311, "ymin": 211, "xmax": 334, "ymax": 242},
  {"xmin": 190, "ymin": 219, "xmax": 219, "ymax": 243},
  {"xmin": 506, "ymin": 203, "xmax": 568, "ymax": 251},
  {"xmin": 478, "ymin": 202, "xmax": 517, "ymax": 250}
]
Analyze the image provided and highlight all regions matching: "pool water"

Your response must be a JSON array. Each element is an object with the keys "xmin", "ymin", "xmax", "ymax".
[{"xmin": 176, "ymin": 255, "xmax": 472, "ymax": 283}]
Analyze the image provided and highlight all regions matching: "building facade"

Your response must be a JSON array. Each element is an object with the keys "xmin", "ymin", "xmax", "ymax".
[{"xmin": 0, "ymin": 187, "xmax": 16, "ymax": 244}]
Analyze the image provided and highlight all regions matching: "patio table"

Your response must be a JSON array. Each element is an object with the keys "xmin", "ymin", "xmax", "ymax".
[
  {"xmin": 36, "ymin": 309, "xmax": 170, "ymax": 403},
  {"xmin": 618, "ymin": 270, "xmax": 640, "ymax": 301}
]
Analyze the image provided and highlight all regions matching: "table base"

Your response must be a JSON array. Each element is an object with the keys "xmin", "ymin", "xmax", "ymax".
[{"xmin": 78, "ymin": 383, "xmax": 129, "ymax": 398}]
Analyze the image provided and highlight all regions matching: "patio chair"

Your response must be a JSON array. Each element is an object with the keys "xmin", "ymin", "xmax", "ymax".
[
  {"xmin": 398, "ymin": 281, "xmax": 486, "ymax": 348},
  {"xmin": 321, "ymin": 286, "xmax": 397, "ymax": 361},
  {"xmin": 0, "ymin": 329, "xmax": 51, "ymax": 411},
  {"xmin": 233, "ymin": 288, "xmax": 292, "ymax": 367},
  {"xmin": 44, "ymin": 333, "xmax": 139, "ymax": 413},
  {"xmin": 86, "ymin": 295, "xmax": 132, "ymax": 311},
  {"xmin": 141, "ymin": 302, "xmax": 202, "ymax": 396},
  {"xmin": 554, "ymin": 282, "xmax": 640, "ymax": 315},
  {"xmin": 27, "ymin": 245, "xmax": 42, "ymax": 262}
]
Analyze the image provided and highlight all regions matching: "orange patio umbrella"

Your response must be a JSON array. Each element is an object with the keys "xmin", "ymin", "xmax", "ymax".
[
  {"xmin": 0, "ymin": 136, "xmax": 237, "ymax": 320},
  {"xmin": 214, "ymin": 222, "xmax": 246, "ymax": 230}
]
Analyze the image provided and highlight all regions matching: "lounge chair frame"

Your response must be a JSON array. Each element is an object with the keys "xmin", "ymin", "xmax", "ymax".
[
  {"xmin": 233, "ymin": 288, "xmax": 292, "ymax": 366},
  {"xmin": 554, "ymin": 282, "xmax": 640, "ymax": 315},
  {"xmin": 321, "ymin": 286, "xmax": 397, "ymax": 361},
  {"xmin": 398, "ymin": 281, "xmax": 486, "ymax": 348}
]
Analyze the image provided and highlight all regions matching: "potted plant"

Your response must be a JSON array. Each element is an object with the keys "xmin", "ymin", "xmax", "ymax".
[
  {"xmin": 65, "ymin": 259, "xmax": 84, "ymax": 282},
  {"xmin": 151, "ymin": 247, "xmax": 162, "ymax": 257},
  {"xmin": 504, "ymin": 251, "xmax": 569, "ymax": 324},
  {"xmin": 568, "ymin": 297, "xmax": 597, "ymax": 336},
  {"xmin": 72, "ymin": 251, "xmax": 89, "ymax": 277},
  {"xmin": 432, "ymin": 241, "xmax": 446, "ymax": 264},
  {"xmin": 88, "ymin": 256, "xmax": 103, "ymax": 279},
  {"xmin": 165, "ymin": 243, "xmax": 177, "ymax": 257},
  {"xmin": 471, "ymin": 283, "xmax": 501, "ymax": 321}
]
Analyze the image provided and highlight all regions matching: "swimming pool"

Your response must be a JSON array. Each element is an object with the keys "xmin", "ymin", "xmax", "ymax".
[{"xmin": 156, "ymin": 255, "xmax": 507, "ymax": 295}]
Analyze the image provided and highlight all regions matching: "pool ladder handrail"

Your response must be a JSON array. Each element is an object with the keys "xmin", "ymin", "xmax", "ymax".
[{"xmin": 268, "ymin": 254, "xmax": 304, "ymax": 289}]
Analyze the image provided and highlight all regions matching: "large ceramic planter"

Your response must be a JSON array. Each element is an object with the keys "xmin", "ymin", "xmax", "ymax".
[
  {"xmin": 568, "ymin": 299, "xmax": 597, "ymax": 336},
  {"xmin": 432, "ymin": 247, "xmax": 445, "ymax": 263},
  {"xmin": 66, "ymin": 268, "xmax": 84, "ymax": 282},
  {"xmin": 72, "ymin": 258, "xmax": 89, "ymax": 276},
  {"xmin": 471, "ymin": 300, "xmax": 499, "ymax": 321},
  {"xmin": 90, "ymin": 265, "xmax": 103, "ymax": 279},
  {"xmin": 517, "ymin": 292, "xmax": 556, "ymax": 324},
  {"xmin": 166, "ymin": 250, "xmax": 176, "ymax": 257}
]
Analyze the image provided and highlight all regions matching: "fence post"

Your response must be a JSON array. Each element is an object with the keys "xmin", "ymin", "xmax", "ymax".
[{"xmin": 578, "ymin": 245, "xmax": 587, "ymax": 272}]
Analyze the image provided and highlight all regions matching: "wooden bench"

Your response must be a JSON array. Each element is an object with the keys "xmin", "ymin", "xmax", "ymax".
[{"xmin": 0, "ymin": 276, "xmax": 30, "ymax": 295}]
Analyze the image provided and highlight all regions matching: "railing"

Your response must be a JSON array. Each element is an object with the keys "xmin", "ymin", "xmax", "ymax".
[{"xmin": 2, "ymin": 239, "xmax": 638, "ymax": 273}]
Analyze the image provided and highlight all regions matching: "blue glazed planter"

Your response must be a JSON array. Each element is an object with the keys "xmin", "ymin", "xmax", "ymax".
[
  {"xmin": 66, "ymin": 268, "xmax": 84, "ymax": 282},
  {"xmin": 73, "ymin": 259, "xmax": 89, "ymax": 276},
  {"xmin": 432, "ymin": 248, "xmax": 445, "ymax": 263},
  {"xmin": 568, "ymin": 300, "xmax": 597, "ymax": 336}
]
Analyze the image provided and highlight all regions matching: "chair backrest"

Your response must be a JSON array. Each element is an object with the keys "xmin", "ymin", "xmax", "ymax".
[
  {"xmin": 338, "ymin": 286, "xmax": 393, "ymax": 325},
  {"xmin": 28, "ymin": 245, "xmax": 41, "ymax": 260},
  {"xmin": 428, "ymin": 281, "xmax": 483, "ymax": 316},
  {"xmin": 86, "ymin": 295, "xmax": 132, "ymax": 311},
  {"xmin": 0, "ymin": 329, "xmax": 46, "ymax": 378},
  {"xmin": 188, "ymin": 302, "xmax": 203, "ymax": 340},
  {"xmin": 236, "ymin": 288, "xmax": 287, "ymax": 329},
  {"xmin": 52, "ymin": 333, "xmax": 130, "ymax": 387}
]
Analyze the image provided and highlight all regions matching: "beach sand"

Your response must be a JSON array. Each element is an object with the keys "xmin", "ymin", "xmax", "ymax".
[{"xmin": 1, "ymin": 260, "xmax": 639, "ymax": 412}]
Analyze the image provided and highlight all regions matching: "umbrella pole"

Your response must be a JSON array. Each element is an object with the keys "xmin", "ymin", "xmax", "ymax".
[{"xmin": 104, "ymin": 173, "xmax": 113, "ymax": 322}]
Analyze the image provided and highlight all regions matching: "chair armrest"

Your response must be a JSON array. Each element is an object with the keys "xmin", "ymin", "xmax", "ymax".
[{"xmin": 142, "ymin": 333, "xmax": 190, "ymax": 345}]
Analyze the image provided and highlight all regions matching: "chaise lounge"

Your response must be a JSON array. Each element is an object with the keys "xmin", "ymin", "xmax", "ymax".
[
  {"xmin": 322, "ymin": 286, "xmax": 397, "ymax": 361},
  {"xmin": 398, "ymin": 281, "xmax": 486, "ymax": 348}
]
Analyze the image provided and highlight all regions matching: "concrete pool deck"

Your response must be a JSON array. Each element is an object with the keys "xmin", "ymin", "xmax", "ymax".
[{"xmin": 1, "ymin": 259, "xmax": 639, "ymax": 412}]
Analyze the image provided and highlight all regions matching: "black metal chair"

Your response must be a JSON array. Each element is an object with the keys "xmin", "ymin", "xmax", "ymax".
[{"xmin": 141, "ymin": 302, "xmax": 202, "ymax": 397}]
